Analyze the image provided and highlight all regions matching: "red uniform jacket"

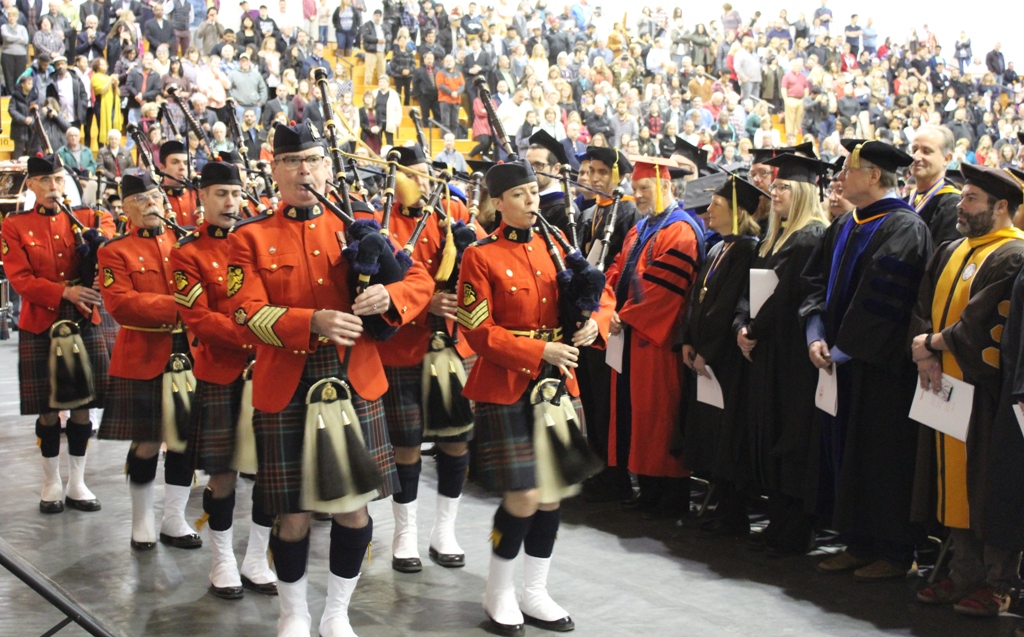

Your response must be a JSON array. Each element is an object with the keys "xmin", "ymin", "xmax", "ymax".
[
  {"xmin": 226, "ymin": 202, "xmax": 435, "ymax": 413},
  {"xmin": 166, "ymin": 188, "xmax": 200, "ymax": 227},
  {"xmin": 604, "ymin": 215, "xmax": 700, "ymax": 477},
  {"xmin": 170, "ymin": 224, "xmax": 253, "ymax": 385},
  {"xmin": 2, "ymin": 205, "xmax": 101, "ymax": 334},
  {"xmin": 97, "ymin": 226, "xmax": 184, "ymax": 380},
  {"xmin": 457, "ymin": 223, "xmax": 613, "ymax": 405},
  {"xmin": 375, "ymin": 198, "xmax": 483, "ymax": 367}
]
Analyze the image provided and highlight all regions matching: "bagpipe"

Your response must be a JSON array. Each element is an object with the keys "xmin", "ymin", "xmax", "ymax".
[
  {"xmin": 591, "ymin": 187, "xmax": 624, "ymax": 272},
  {"xmin": 472, "ymin": 76, "xmax": 605, "ymax": 494},
  {"xmin": 224, "ymin": 98, "xmax": 270, "ymax": 213}
]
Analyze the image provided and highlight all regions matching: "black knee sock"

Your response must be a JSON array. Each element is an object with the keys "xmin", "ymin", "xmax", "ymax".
[
  {"xmin": 65, "ymin": 419, "xmax": 92, "ymax": 457},
  {"xmin": 270, "ymin": 532, "xmax": 310, "ymax": 584},
  {"xmin": 250, "ymin": 493, "xmax": 274, "ymax": 528},
  {"xmin": 163, "ymin": 450, "xmax": 193, "ymax": 487},
  {"xmin": 203, "ymin": 488, "xmax": 235, "ymax": 532},
  {"xmin": 36, "ymin": 418, "xmax": 61, "ymax": 458},
  {"xmin": 435, "ymin": 450, "xmax": 469, "ymax": 499},
  {"xmin": 523, "ymin": 508, "xmax": 560, "ymax": 559},
  {"xmin": 392, "ymin": 460, "xmax": 421, "ymax": 504},
  {"xmin": 329, "ymin": 518, "xmax": 374, "ymax": 578},
  {"xmin": 126, "ymin": 448, "xmax": 159, "ymax": 484},
  {"xmin": 491, "ymin": 506, "xmax": 534, "ymax": 560}
]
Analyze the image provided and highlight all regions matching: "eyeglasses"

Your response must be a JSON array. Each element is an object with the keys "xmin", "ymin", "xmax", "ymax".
[
  {"xmin": 769, "ymin": 183, "xmax": 791, "ymax": 194},
  {"xmin": 128, "ymin": 191, "xmax": 163, "ymax": 205},
  {"xmin": 275, "ymin": 154, "xmax": 326, "ymax": 169},
  {"xmin": 529, "ymin": 162, "xmax": 548, "ymax": 172},
  {"xmin": 750, "ymin": 169, "xmax": 773, "ymax": 179}
]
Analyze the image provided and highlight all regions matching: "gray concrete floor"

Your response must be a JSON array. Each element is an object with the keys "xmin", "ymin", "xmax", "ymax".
[{"xmin": 0, "ymin": 333, "xmax": 1021, "ymax": 637}]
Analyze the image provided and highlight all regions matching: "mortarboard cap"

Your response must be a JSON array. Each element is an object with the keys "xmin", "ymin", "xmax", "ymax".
[
  {"xmin": 582, "ymin": 146, "xmax": 632, "ymax": 175},
  {"xmin": 763, "ymin": 153, "xmax": 824, "ymax": 185},
  {"xmin": 630, "ymin": 155, "xmax": 692, "ymax": 181},
  {"xmin": 714, "ymin": 174, "xmax": 768, "ymax": 215},
  {"xmin": 962, "ymin": 164, "xmax": 1024, "ymax": 210},
  {"xmin": 528, "ymin": 129, "xmax": 570, "ymax": 167},
  {"xmin": 683, "ymin": 172, "xmax": 728, "ymax": 212},
  {"xmin": 672, "ymin": 137, "xmax": 709, "ymax": 173},
  {"xmin": 840, "ymin": 139, "xmax": 913, "ymax": 173},
  {"xmin": 485, "ymin": 160, "xmax": 536, "ymax": 198}
]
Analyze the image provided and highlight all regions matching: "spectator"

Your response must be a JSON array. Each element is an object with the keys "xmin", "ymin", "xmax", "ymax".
[
  {"xmin": 358, "ymin": 90, "xmax": 381, "ymax": 154},
  {"xmin": 781, "ymin": 57, "xmax": 808, "ymax": 138},
  {"xmin": 228, "ymin": 51, "xmax": 267, "ymax": 122},
  {"xmin": 124, "ymin": 50, "xmax": 159, "ymax": 124},
  {"xmin": 194, "ymin": 7, "xmax": 224, "ymax": 56},
  {"xmin": 435, "ymin": 53, "xmax": 464, "ymax": 135},
  {"xmin": 8, "ymin": 71, "xmax": 37, "ymax": 157},
  {"xmin": 434, "ymin": 132, "xmax": 467, "ymax": 172},
  {"xmin": 734, "ymin": 36, "xmax": 761, "ymax": 101},
  {"xmin": 57, "ymin": 125, "xmax": 96, "ymax": 175},
  {"xmin": 373, "ymin": 75, "xmax": 401, "ymax": 146},
  {"xmin": 332, "ymin": 0, "xmax": 359, "ymax": 57},
  {"xmin": 74, "ymin": 13, "xmax": 105, "ymax": 61},
  {"xmin": 360, "ymin": 8, "xmax": 387, "ymax": 84},
  {"xmin": 33, "ymin": 15, "xmax": 64, "ymax": 57},
  {"xmin": 142, "ymin": 2, "xmax": 173, "ymax": 52},
  {"xmin": 1, "ymin": 7, "xmax": 29, "ymax": 95}
]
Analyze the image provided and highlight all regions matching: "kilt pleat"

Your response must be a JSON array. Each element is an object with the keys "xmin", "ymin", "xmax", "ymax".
[
  {"xmin": 98, "ymin": 332, "xmax": 190, "ymax": 442},
  {"xmin": 382, "ymin": 354, "xmax": 475, "ymax": 447},
  {"xmin": 474, "ymin": 391, "xmax": 584, "ymax": 495},
  {"xmin": 18, "ymin": 300, "xmax": 109, "ymax": 415},
  {"xmin": 189, "ymin": 376, "xmax": 244, "ymax": 475},
  {"xmin": 252, "ymin": 346, "xmax": 398, "ymax": 516}
]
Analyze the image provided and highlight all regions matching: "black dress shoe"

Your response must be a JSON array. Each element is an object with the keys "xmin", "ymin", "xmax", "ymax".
[
  {"xmin": 241, "ymin": 576, "xmax": 278, "ymax": 596},
  {"xmin": 210, "ymin": 584, "xmax": 244, "ymax": 600},
  {"xmin": 39, "ymin": 499, "xmax": 65, "ymax": 514},
  {"xmin": 131, "ymin": 539, "xmax": 156, "ymax": 551},
  {"xmin": 700, "ymin": 517, "xmax": 750, "ymax": 538},
  {"xmin": 524, "ymin": 613, "xmax": 575, "ymax": 632},
  {"xmin": 429, "ymin": 546, "xmax": 466, "ymax": 568},
  {"xmin": 392, "ymin": 556, "xmax": 423, "ymax": 573},
  {"xmin": 65, "ymin": 496, "xmax": 102, "ymax": 512},
  {"xmin": 486, "ymin": 615, "xmax": 525, "ymax": 636},
  {"xmin": 160, "ymin": 532, "xmax": 203, "ymax": 549}
]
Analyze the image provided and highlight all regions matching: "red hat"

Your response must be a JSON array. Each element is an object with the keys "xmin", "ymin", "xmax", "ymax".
[
  {"xmin": 629, "ymin": 155, "xmax": 691, "ymax": 181},
  {"xmin": 449, "ymin": 8, "xmax": 461, "ymax": 18}
]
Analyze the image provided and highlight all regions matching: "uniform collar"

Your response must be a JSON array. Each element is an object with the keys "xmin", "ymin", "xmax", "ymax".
[
  {"xmin": 206, "ymin": 224, "xmax": 229, "ymax": 238},
  {"xmin": 284, "ymin": 205, "xmax": 323, "ymax": 221},
  {"xmin": 35, "ymin": 203, "xmax": 58, "ymax": 216},
  {"xmin": 166, "ymin": 187, "xmax": 186, "ymax": 197},
  {"xmin": 400, "ymin": 205, "xmax": 424, "ymax": 218},
  {"xmin": 137, "ymin": 226, "xmax": 165, "ymax": 237},
  {"xmin": 501, "ymin": 223, "xmax": 532, "ymax": 243}
]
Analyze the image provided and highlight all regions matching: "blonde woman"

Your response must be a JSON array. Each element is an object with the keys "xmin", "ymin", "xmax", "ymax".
[
  {"xmin": 528, "ymin": 43, "xmax": 549, "ymax": 84},
  {"xmin": 736, "ymin": 153, "xmax": 828, "ymax": 555}
]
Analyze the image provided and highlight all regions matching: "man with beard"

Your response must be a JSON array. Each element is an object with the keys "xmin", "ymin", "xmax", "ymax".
[
  {"xmin": 576, "ymin": 146, "xmax": 639, "ymax": 502},
  {"xmin": 606, "ymin": 156, "xmax": 701, "ymax": 518},
  {"xmin": 158, "ymin": 140, "xmax": 200, "ymax": 227},
  {"xmin": 910, "ymin": 164, "xmax": 1024, "ymax": 616},
  {"xmin": 526, "ymin": 130, "xmax": 579, "ymax": 241},
  {"xmin": 800, "ymin": 140, "xmax": 932, "ymax": 581},
  {"xmin": 907, "ymin": 124, "xmax": 962, "ymax": 245},
  {"xmin": 97, "ymin": 172, "xmax": 202, "ymax": 551},
  {"xmin": 1, "ymin": 154, "xmax": 107, "ymax": 514},
  {"xmin": 170, "ymin": 161, "xmax": 278, "ymax": 599},
  {"xmin": 226, "ymin": 122, "xmax": 432, "ymax": 637}
]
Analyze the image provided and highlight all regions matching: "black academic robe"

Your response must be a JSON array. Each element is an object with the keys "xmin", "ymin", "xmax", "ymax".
[
  {"xmin": 681, "ymin": 235, "xmax": 758, "ymax": 485},
  {"xmin": 575, "ymin": 195, "xmax": 640, "ymax": 457},
  {"xmin": 538, "ymin": 190, "xmax": 579, "ymax": 244},
  {"xmin": 981, "ymin": 267, "xmax": 1024, "ymax": 550},
  {"xmin": 734, "ymin": 223, "xmax": 827, "ymax": 499},
  {"xmin": 909, "ymin": 235, "xmax": 1024, "ymax": 533},
  {"xmin": 798, "ymin": 203, "xmax": 932, "ymax": 545},
  {"xmin": 907, "ymin": 179, "xmax": 961, "ymax": 246}
]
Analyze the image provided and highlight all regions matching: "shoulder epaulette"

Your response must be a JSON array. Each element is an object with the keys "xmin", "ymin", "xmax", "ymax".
[
  {"xmin": 231, "ymin": 212, "xmax": 274, "ymax": 232},
  {"xmin": 469, "ymin": 233, "xmax": 499, "ymax": 248},
  {"xmin": 173, "ymin": 230, "xmax": 201, "ymax": 249},
  {"xmin": 100, "ymin": 233, "xmax": 130, "ymax": 247}
]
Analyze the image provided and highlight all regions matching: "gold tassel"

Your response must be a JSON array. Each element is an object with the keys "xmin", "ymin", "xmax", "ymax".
[
  {"xmin": 850, "ymin": 143, "xmax": 863, "ymax": 169},
  {"xmin": 435, "ymin": 219, "xmax": 458, "ymax": 282},
  {"xmin": 195, "ymin": 512, "xmax": 210, "ymax": 531},
  {"xmin": 611, "ymin": 150, "xmax": 620, "ymax": 189},
  {"xmin": 654, "ymin": 165, "xmax": 663, "ymax": 214},
  {"xmin": 731, "ymin": 177, "xmax": 738, "ymax": 236},
  {"xmin": 367, "ymin": 540, "xmax": 372, "ymax": 563}
]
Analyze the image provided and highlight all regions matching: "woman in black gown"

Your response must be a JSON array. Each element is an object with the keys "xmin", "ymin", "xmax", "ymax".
[
  {"xmin": 734, "ymin": 153, "xmax": 829, "ymax": 554},
  {"xmin": 680, "ymin": 175, "xmax": 765, "ymax": 536}
]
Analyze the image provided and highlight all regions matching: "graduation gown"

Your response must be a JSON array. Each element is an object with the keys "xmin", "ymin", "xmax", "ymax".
[
  {"xmin": 734, "ymin": 223, "xmax": 827, "ymax": 499},
  {"xmin": 538, "ymin": 190, "xmax": 578, "ymax": 245},
  {"xmin": 798, "ymin": 200, "xmax": 932, "ymax": 544},
  {"xmin": 909, "ymin": 230, "xmax": 1024, "ymax": 532},
  {"xmin": 681, "ymin": 235, "xmax": 758, "ymax": 485},
  {"xmin": 906, "ymin": 178, "xmax": 961, "ymax": 245},
  {"xmin": 606, "ymin": 209, "xmax": 703, "ymax": 477},
  {"xmin": 981, "ymin": 268, "xmax": 1024, "ymax": 550}
]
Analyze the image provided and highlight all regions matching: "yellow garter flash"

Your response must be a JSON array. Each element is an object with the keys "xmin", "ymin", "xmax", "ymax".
[
  {"xmin": 457, "ymin": 298, "xmax": 489, "ymax": 330},
  {"xmin": 248, "ymin": 305, "xmax": 288, "ymax": 347}
]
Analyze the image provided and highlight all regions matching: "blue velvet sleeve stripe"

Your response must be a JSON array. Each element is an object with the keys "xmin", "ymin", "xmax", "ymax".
[{"xmin": 862, "ymin": 297, "xmax": 910, "ymax": 324}]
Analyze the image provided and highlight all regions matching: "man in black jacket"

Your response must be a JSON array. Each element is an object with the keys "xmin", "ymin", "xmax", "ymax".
[
  {"xmin": 124, "ymin": 51, "xmax": 160, "ymax": 123},
  {"xmin": 462, "ymin": 37, "xmax": 490, "ymax": 107},
  {"xmin": 46, "ymin": 56, "xmax": 89, "ymax": 129},
  {"xmin": 986, "ymin": 43, "xmax": 1006, "ymax": 83},
  {"xmin": 412, "ymin": 50, "xmax": 440, "ymax": 123},
  {"xmin": 417, "ymin": 29, "xmax": 444, "ymax": 64},
  {"xmin": 489, "ymin": 54, "xmax": 517, "ymax": 93},
  {"xmin": 142, "ymin": 2, "xmax": 174, "ymax": 52},
  {"xmin": 75, "ymin": 14, "xmax": 106, "ymax": 61},
  {"xmin": 360, "ymin": 9, "xmax": 387, "ymax": 85},
  {"xmin": 261, "ymin": 84, "xmax": 288, "ymax": 131}
]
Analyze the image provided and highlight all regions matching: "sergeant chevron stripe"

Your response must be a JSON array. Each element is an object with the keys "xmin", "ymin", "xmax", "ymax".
[
  {"xmin": 248, "ymin": 305, "xmax": 288, "ymax": 347},
  {"xmin": 456, "ymin": 299, "xmax": 489, "ymax": 330},
  {"xmin": 174, "ymin": 283, "xmax": 203, "ymax": 309}
]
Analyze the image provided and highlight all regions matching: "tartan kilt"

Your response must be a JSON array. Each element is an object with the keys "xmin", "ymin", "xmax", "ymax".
[
  {"xmin": 474, "ymin": 389, "xmax": 585, "ymax": 495},
  {"xmin": 98, "ymin": 333, "xmax": 191, "ymax": 442},
  {"xmin": 189, "ymin": 376, "xmax": 245, "ymax": 475},
  {"xmin": 382, "ymin": 353, "xmax": 476, "ymax": 447},
  {"xmin": 18, "ymin": 300, "xmax": 109, "ymax": 415},
  {"xmin": 97, "ymin": 307, "xmax": 120, "ymax": 355},
  {"xmin": 252, "ymin": 346, "xmax": 398, "ymax": 516}
]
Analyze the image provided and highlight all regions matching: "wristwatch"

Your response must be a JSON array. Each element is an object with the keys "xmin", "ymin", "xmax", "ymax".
[{"xmin": 924, "ymin": 333, "xmax": 938, "ymax": 354}]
